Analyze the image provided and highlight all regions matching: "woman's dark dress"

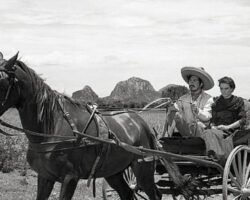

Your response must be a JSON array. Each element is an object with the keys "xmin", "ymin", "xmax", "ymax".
[{"xmin": 202, "ymin": 95, "xmax": 245, "ymax": 165}]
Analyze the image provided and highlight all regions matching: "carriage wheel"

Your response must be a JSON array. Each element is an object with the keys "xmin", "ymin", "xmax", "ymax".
[
  {"xmin": 171, "ymin": 194, "xmax": 202, "ymax": 200},
  {"xmin": 223, "ymin": 145, "xmax": 250, "ymax": 200},
  {"xmin": 102, "ymin": 166, "xmax": 149, "ymax": 200}
]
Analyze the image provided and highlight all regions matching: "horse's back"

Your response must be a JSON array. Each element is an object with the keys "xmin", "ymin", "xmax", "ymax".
[{"xmin": 103, "ymin": 111, "xmax": 154, "ymax": 148}]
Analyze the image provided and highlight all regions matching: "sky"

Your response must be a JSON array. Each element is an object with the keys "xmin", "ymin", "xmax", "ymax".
[{"xmin": 1, "ymin": 0, "xmax": 250, "ymax": 98}]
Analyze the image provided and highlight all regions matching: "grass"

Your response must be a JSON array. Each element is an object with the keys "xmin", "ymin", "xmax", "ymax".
[
  {"xmin": 0, "ymin": 170, "xmax": 105, "ymax": 200},
  {"xmin": 0, "ymin": 109, "xmax": 28, "ymax": 173},
  {"xmin": 139, "ymin": 109, "xmax": 167, "ymax": 138}
]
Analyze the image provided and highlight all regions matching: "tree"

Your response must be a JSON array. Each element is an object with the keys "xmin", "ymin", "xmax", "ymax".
[{"xmin": 161, "ymin": 85, "xmax": 188, "ymax": 100}]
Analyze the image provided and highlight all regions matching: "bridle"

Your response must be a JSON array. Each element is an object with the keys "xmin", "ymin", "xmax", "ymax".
[
  {"xmin": 0, "ymin": 62, "xmax": 103, "ymax": 152},
  {"xmin": 0, "ymin": 63, "xmax": 18, "ymax": 107}
]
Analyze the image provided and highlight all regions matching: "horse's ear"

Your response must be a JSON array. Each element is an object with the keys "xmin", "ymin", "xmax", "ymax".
[{"xmin": 5, "ymin": 52, "xmax": 19, "ymax": 71}]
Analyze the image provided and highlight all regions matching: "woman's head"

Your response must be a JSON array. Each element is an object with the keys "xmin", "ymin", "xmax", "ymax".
[{"xmin": 218, "ymin": 76, "xmax": 235, "ymax": 99}]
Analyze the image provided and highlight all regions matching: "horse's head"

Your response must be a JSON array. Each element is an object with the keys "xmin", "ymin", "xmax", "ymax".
[{"xmin": 0, "ymin": 52, "xmax": 22, "ymax": 115}]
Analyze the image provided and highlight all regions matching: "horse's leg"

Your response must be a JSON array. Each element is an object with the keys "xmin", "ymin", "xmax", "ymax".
[
  {"xmin": 132, "ymin": 161, "xmax": 162, "ymax": 200},
  {"xmin": 105, "ymin": 171, "xmax": 134, "ymax": 200},
  {"xmin": 59, "ymin": 174, "xmax": 79, "ymax": 200},
  {"xmin": 36, "ymin": 175, "xmax": 55, "ymax": 200}
]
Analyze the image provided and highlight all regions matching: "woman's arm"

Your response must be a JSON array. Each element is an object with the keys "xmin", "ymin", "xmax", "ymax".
[{"xmin": 217, "ymin": 120, "xmax": 241, "ymax": 131}]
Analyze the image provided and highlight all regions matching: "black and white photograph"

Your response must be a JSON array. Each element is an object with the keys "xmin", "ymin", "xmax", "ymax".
[{"xmin": 1, "ymin": 0, "xmax": 250, "ymax": 199}]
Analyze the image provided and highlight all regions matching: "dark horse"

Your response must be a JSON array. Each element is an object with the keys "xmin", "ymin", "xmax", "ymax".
[{"xmin": 0, "ymin": 53, "xmax": 186, "ymax": 200}]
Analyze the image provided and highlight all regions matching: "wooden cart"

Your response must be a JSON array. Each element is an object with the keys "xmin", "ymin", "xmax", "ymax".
[{"xmin": 102, "ymin": 130, "xmax": 250, "ymax": 200}]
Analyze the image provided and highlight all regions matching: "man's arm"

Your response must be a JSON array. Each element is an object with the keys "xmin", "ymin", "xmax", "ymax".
[{"xmin": 196, "ymin": 97, "xmax": 214, "ymax": 121}]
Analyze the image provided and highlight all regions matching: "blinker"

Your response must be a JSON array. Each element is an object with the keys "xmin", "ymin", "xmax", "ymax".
[{"xmin": 4, "ymin": 52, "xmax": 19, "ymax": 72}]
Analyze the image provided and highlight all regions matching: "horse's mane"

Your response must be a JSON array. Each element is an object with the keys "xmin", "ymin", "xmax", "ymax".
[{"xmin": 15, "ymin": 60, "xmax": 85, "ymax": 134}]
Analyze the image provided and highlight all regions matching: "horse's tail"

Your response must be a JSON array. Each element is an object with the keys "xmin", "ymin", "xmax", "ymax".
[
  {"xmin": 146, "ymin": 128, "xmax": 196, "ymax": 199},
  {"xmin": 146, "ymin": 128, "xmax": 158, "ymax": 150}
]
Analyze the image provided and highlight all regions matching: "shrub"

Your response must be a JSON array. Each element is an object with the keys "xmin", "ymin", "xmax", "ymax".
[
  {"xmin": 0, "ymin": 135, "xmax": 28, "ymax": 173},
  {"xmin": 0, "ymin": 109, "xmax": 28, "ymax": 173}
]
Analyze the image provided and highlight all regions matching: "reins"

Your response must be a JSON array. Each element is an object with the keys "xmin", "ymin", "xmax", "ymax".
[
  {"xmin": 0, "ymin": 101, "xmax": 224, "ymax": 173},
  {"xmin": 0, "ymin": 69, "xmax": 18, "ymax": 107},
  {"xmin": 0, "ymin": 119, "xmax": 75, "ymax": 139},
  {"xmin": 0, "ymin": 97, "xmax": 173, "ymax": 141},
  {"xmin": 0, "ymin": 102, "xmax": 102, "ymax": 152}
]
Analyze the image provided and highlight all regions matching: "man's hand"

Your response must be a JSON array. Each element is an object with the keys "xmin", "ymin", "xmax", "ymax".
[
  {"xmin": 167, "ymin": 104, "xmax": 178, "ymax": 113},
  {"xmin": 191, "ymin": 103, "xmax": 199, "ymax": 115}
]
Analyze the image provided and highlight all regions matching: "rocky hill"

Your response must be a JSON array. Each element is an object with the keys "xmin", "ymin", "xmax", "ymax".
[
  {"xmin": 71, "ymin": 78, "xmax": 188, "ymax": 108},
  {"xmin": 72, "ymin": 85, "xmax": 98, "ymax": 103},
  {"xmin": 108, "ymin": 77, "xmax": 160, "ymax": 103}
]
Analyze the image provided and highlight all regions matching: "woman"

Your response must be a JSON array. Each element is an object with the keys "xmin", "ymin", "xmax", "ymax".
[{"xmin": 202, "ymin": 76, "xmax": 246, "ymax": 165}]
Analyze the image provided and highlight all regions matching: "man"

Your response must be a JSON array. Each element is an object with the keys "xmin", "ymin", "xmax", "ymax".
[{"xmin": 166, "ymin": 66, "xmax": 214, "ymax": 137}]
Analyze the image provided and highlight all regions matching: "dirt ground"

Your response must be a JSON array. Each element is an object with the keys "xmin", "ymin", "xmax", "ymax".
[
  {"xmin": 0, "ymin": 170, "xmax": 227, "ymax": 200},
  {"xmin": 0, "ymin": 170, "xmax": 105, "ymax": 200}
]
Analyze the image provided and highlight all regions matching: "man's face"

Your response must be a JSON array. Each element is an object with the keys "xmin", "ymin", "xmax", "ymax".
[{"xmin": 188, "ymin": 75, "xmax": 203, "ymax": 92}]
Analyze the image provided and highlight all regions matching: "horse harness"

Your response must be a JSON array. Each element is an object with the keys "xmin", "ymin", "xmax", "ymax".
[
  {"xmin": 0, "ymin": 62, "xmax": 117, "ymax": 193},
  {"xmin": 56, "ymin": 100, "xmax": 113, "ymax": 193},
  {"xmin": 0, "ymin": 62, "xmax": 155, "ymax": 195},
  {"xmin": 0, "ymin": 62, "xmax": 20, "ymax": 106},
  {"xmin": 0, "ymin": 101, "xmax": 117, "ymax": 196}
]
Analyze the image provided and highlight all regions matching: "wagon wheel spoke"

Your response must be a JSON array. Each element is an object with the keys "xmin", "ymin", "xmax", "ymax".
[
  {"xmin": 124, "ymin": 167, "xmax": 137, "ymax": 186},
  {"xmin": 223, "ymin": 146, "xmax": 250, "ymax": 200},
  {"xmin": 103, "ymin": 167, "xmax": 152, "ymax": 200},
  {"xmin": 233, "ymin": 158, "xmax": 242, "ymax": 185},
  {"xmin": 123, "ymin": 169, "xmax": 129, "ymax": 182},
  {"xmin": 232, "ymin": 194, "xmax": 242, "ymax": 200},
  {"xmin": 245, "ymin": 164, "xmax": 250, "ymax": 187},
  {"xmin": 229, "ymin": 171, "xmax": 242, "ymax": 189},
  {"xmin": 246, "ymin": 176, "xmax": 250, "ymax": 187},
  {"xmin": 135, "ymin": 191, "xmax": 148, "ymax": 200},
  {"xmin": 237, "ymin": 150, "xmax": 243, "ymax": 184},
  {"xmin": 127, "ymin": 167, "xmax": 131, "ymax": 180},
  {"xmin": 228, "ymin": 185, "xmax": 241, "ymax": 194},
  {"xmin": 243, "ymin": 149, "xmax": 248, "ymax": 185}
]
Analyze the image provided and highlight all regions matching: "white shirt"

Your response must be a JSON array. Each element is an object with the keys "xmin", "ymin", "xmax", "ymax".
[{"xmin": 175, "ymin": 91, "xmax": 214, "ymax": 126}]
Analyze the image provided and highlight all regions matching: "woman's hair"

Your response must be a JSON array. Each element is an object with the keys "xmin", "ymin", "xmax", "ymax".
[{"xmin": 218, "ymin": 76, "xmax": 235, "ymax": 90}]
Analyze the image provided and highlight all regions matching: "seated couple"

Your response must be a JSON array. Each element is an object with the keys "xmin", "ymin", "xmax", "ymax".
[{"xmin": 165, "ymin": 66, "xmax": 247, "ymax": 165}]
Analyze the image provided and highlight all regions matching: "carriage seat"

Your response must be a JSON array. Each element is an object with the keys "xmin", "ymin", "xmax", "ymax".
[
  {"xmin": 159, "ymin": 136, "xmax": 206, "ymax": 156},
  {"xmin": 233, "ymin": 129, "xmax": 250, "ymax": 146},
  {"xmin": 233, "ymin": 99, "xmax": 250, "ymax": 146}
]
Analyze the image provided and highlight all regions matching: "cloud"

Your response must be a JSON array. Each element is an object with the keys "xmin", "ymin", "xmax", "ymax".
[{"xmin": 1, "ymin": 0, "xmax": 250, "ymax": 97}]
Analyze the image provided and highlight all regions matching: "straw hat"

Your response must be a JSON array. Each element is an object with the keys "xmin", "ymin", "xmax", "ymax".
[{"xmin": 181, "ymin": 66, "xmax": 214, "ymax": 90}]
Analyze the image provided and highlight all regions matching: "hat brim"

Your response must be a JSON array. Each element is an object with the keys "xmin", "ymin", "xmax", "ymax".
[{"xmin": 181, "ymin": 67, "xmax": 214, "ymax": 90}]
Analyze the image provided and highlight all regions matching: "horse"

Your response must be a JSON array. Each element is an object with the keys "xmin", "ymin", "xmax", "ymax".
[{"xmin": 0, "ymin": 53, "xmax": 188, "ymax": 200}]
